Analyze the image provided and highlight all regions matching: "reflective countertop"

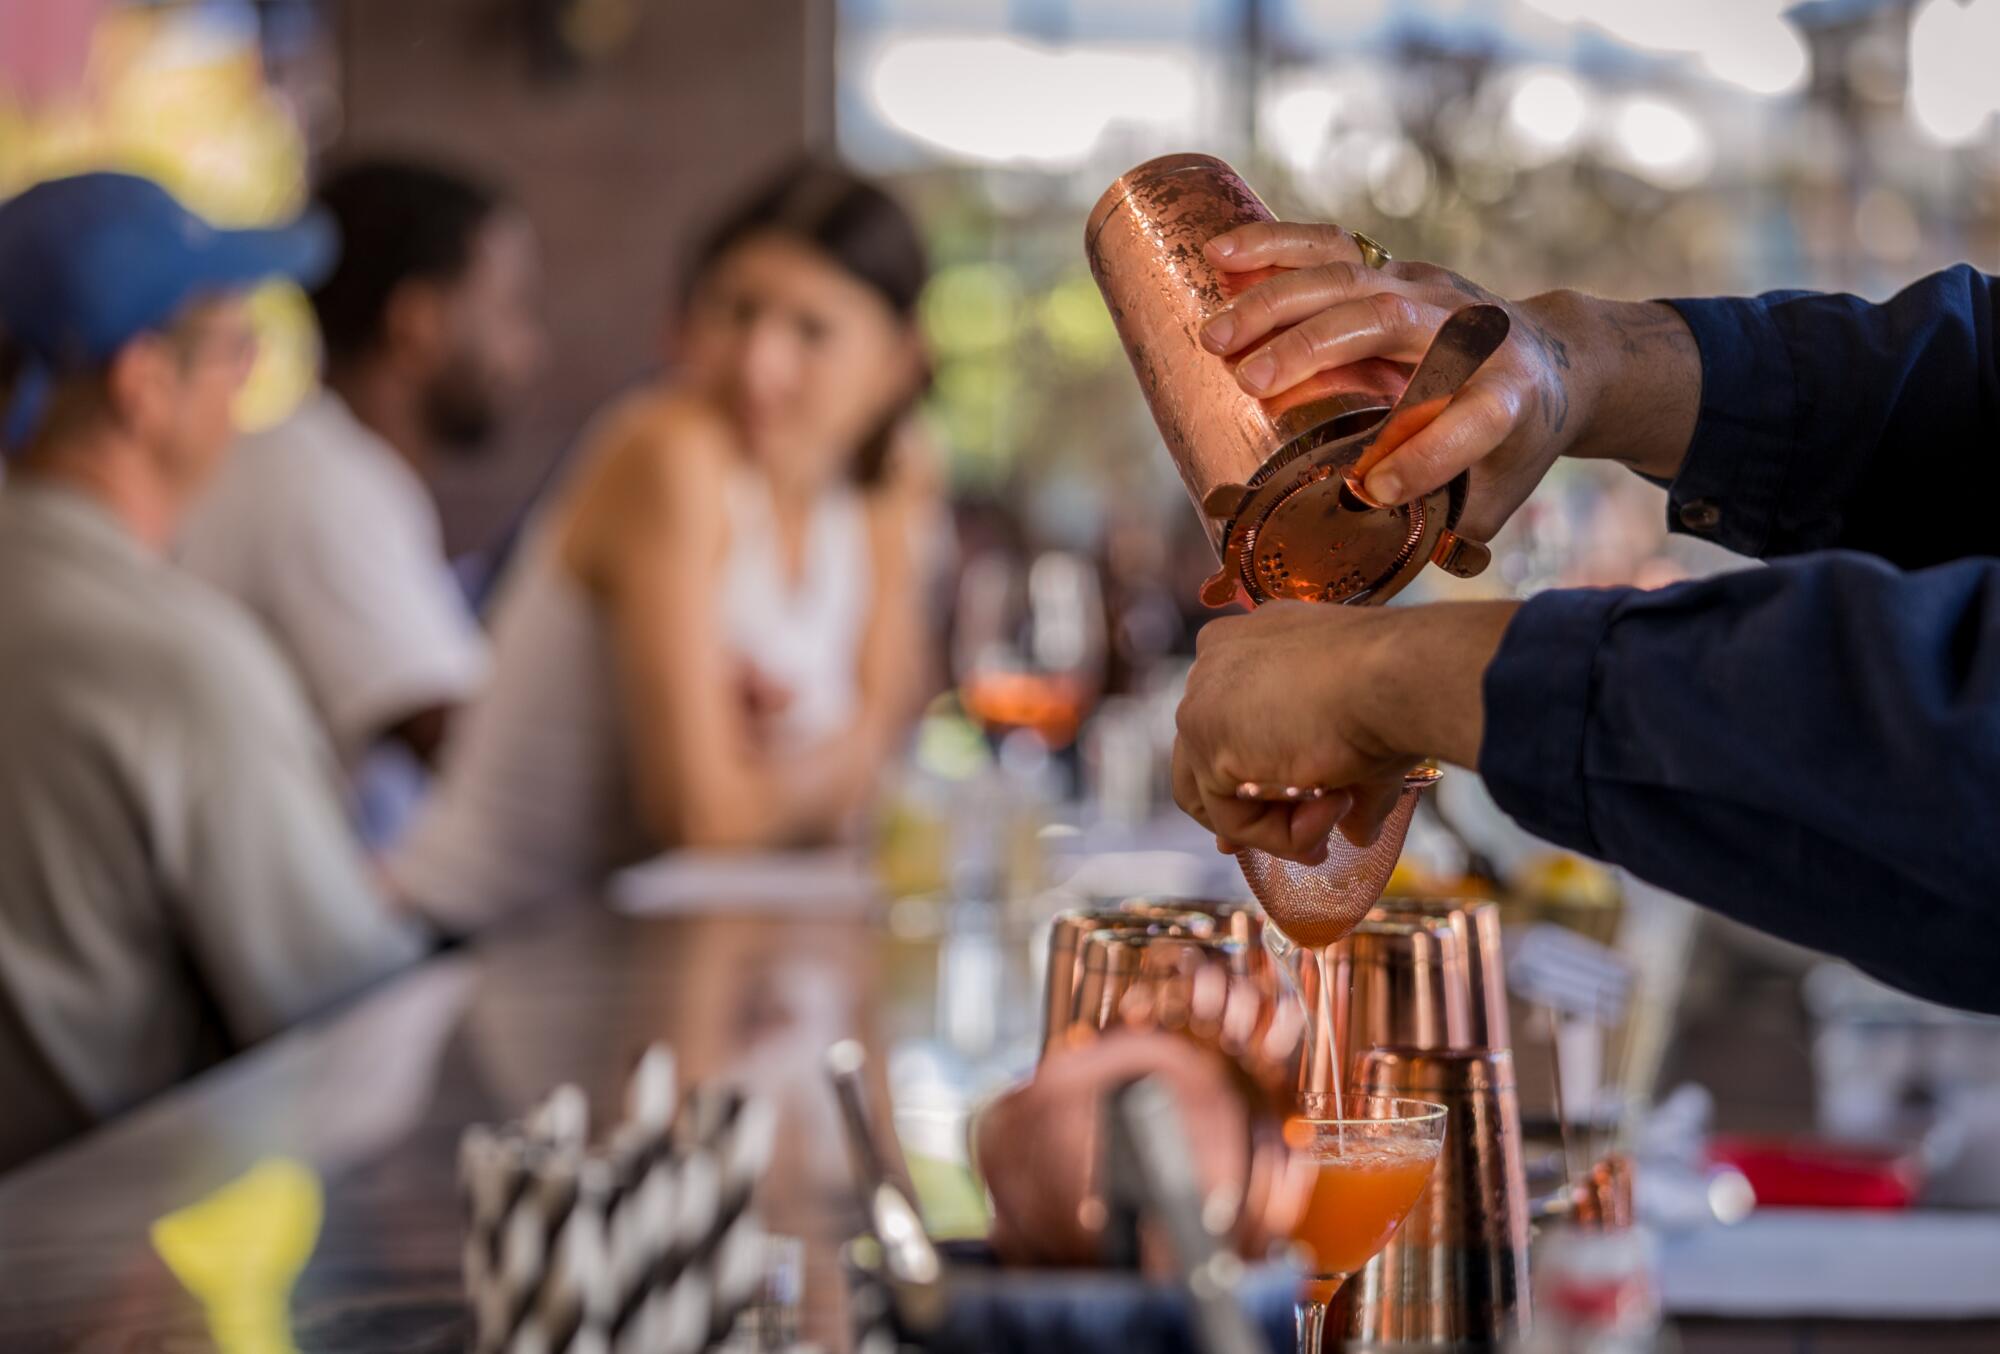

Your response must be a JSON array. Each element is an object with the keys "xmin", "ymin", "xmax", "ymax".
[{"xmin": 0, "ymin": 902, "xmax": 901, "ymax": 1352}]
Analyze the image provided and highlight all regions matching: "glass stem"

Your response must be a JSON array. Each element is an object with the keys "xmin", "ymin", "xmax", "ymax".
[{"xmin": 1295, "ymin": 1298, "xmax": 1328, "ymax": 1354}]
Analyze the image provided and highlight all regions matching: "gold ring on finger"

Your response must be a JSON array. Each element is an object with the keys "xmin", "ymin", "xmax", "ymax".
[{"xmin": 1350, "ymin": 230, "xmax": 1393, "ymax": 269}]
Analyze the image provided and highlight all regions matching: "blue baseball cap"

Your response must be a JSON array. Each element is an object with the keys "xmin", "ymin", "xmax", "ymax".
[{"xmin": 0, "ymin": 172, "xmax": 335, "ymax": 451}]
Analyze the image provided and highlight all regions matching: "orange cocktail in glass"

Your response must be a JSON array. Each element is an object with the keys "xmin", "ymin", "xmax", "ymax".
[{"xmin": 1283, "ymin": 1098, "xmax": 1446, "ymax": 1352}]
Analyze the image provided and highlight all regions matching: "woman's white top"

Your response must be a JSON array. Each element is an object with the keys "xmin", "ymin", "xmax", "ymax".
[{"xmin": 389, "ymin": 469, "xmax": 871, "ymax": 930}]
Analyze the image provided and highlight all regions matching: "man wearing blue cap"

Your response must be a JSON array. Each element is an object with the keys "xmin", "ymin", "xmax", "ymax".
[
  {"xmin": 182, "ymin": 159, "xmax": 546, "ymax": 846},
  {"xmin": 0, "ymin": 173, "xmax": 425, "ymax": 1171}
]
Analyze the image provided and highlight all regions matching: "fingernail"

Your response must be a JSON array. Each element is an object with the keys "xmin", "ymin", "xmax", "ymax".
[
  {"xmin": 1201, "ymin": 314, "xmax": 1235, "ymax": 352},
  {"xmin": 1238, "ymin": 352, "xmax": 1276, "ymax": 393},
  {"xmin": 1209, "ymin": 236, "xmax": 1236, "ymax": 258},
  {"xmin": 1365, "ymin": 468, "xmax": 1404, "ymax": 504}
]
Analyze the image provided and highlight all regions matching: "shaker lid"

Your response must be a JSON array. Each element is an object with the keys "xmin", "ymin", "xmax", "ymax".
[{"xmin": 1198, "ymin": 304, "xmax": 1509, "ymax": 607}]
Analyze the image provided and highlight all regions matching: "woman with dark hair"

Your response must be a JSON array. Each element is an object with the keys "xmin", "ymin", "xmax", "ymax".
[{"xmin": 390, "ymin": 159, "xmax": 934, "ymax": 928}]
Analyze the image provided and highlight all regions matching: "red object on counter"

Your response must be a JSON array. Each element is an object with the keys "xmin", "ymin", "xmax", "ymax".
[{"xmin": 1707, "ymin": 1135, "xmax": 1922, "ymax": 1210}]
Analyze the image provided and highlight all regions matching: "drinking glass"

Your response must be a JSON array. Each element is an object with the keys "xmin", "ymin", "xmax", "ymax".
[
  {"xmin": 953, "ymin": 550, "xmax": 1105, "ymax": 752},
  {"xmin": 1280, "ymin": 1096, "xmax": 1448, "ymax": 1354}
]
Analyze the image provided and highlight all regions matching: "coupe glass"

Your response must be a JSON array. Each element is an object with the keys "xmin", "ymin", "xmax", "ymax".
[{"xmin": 1280, "ymin": 1095, "xmax": 1447, "ymax": 1354}]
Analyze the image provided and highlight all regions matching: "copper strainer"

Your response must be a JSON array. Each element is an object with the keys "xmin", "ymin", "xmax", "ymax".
[
  {"xmin": 1237, "ymin": 766, "xmax": 1442, "ymax": 951},
  {"xmin": 1243, "ymin": 766, "xmax": 1442, "ymax": 1112}
]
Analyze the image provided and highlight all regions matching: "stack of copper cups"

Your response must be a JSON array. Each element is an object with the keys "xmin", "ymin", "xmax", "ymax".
[
  {"xmin": 1039, "ymin": 895, "xmax": 1532, "ymax": 1347},
  {"xmin": 1322, "ymin": 898, "xmax": 1533, "ymax": 1350},
  {"xmin": 1033, "ymin": 894, "xmax": 1535, "ymax": 1350}
]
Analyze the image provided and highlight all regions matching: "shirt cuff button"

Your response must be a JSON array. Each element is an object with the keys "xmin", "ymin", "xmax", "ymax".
[{"xmin": 1678, "ymin": 498, "xmax": 1722, "ymax": 532}]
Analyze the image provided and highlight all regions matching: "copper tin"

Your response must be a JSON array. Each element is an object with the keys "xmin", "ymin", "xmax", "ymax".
[
  {"xmin": 1116, "ymin": 897, "xmax": 1270, "ymax": 988},
  {"xmin": 1086, "ymin": 152, "xmax": 1490, "ymax": 607},
  {"xmin": 1041, "ymin": 910, "xmax": 1132, "ymax": 1055},
  {"xmin": 1068, "ymin": 929, "xmax": 1238, "ymax": 1041},
  {"xmin": 1370, "ymin": 897, "xmax": 1513, "ymax": 1051},
  {"xmin": 1339, "ymin": 1048, "xmax": 1532, "ymax": 1346},
  {"xmin": 1041, "ymin": 900, "xmax": 1272, "ymax": 1056},
  {"xmin": 1067, "ymin": 929, "xmax": 1149, "ymax": 1043},
  {"xmin": 1332, "ymin": 916, "xmax": 1473, "ymax": 1087}
]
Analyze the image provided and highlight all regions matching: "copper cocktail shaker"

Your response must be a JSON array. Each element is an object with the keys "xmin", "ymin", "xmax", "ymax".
[
  {"xmin": 1337, "ymin": 1047, "xmax": 1533, "ymax": 1347},
  {"xmin": 1086, "ymin": 152, "xmax": 1492, "ymax": 608},
  {"xmin": 1369, "ymin": 897, "xmax": 1512, "ymax": 1051},
  {"xmin": 1328, "ymin": 915, "xmax": 1474, "ymax": 1091}
]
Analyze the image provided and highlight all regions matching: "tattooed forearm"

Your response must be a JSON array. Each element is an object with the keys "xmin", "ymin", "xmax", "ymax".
[
  {"xmin": 1605, "ymin": 301, "xmax": 1699, "ymax": 363},
  {"xmin": 1569, "ymin": 297, "xmax": 1702, "ymax": 478},
  {"xmin": 1520, "ymin": 310, "xmax": 1574, "ymax": 437}
]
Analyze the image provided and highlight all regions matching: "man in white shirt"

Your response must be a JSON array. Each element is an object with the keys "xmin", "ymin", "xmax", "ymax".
[
  {"xmin": 182, "ymin": 159, "xmax": 547, "ymax": 841},
  {"xmin": 0, "ymin": 172, "xmax": 425, "ymax": 1170}
]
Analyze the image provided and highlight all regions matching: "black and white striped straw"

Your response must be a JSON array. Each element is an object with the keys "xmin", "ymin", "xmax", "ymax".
[{"xmin": 460, "ymin": 1043, "xmax": 780, "ymax": 1354}]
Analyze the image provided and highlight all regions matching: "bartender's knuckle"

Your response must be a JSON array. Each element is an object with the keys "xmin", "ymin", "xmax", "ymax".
[
  {"xmin": 1367, "ymin": 289, "xmax": 1423, "ymax": 338},
  {"xmin": 1415, "ymin": 425, "xmax": 1473, "ymax": 478},
  {"xmin": 1175, "ymin": 787, "xmax": 1208, "ymax": 829},
  {"xmin": 1174, "ymin": 678, "xmax": 1203, "ymax": 721},
  {"xmin": 1303, "ymin": 230, "xmax": 1360, "ymax": 267},
  {"xmin": 1271, "ymin": 222, "xmax": 1336, "ymax": 260},
  {"xmin": 1308, "ymin": 260, "xmax": 1363, "ymax": 296},
  {"xmin": 1463, "ymin": 381, "xmax": 1513, "ymax": 431},
  {"xmin": 1298, "ymin": 312, "xmax": 1348, "ymax": 360},
  {"xmin": 1249, "ymin": 824, "xmax": 1292, "ymax": 856},
  {"xmin": 1235, "ymin": 221, "xmax": 1281, "ymax": 254},
  {"xmin": 1264, "ymin": 327, "xmax": 1311, "ymax": 373},
  {"xmin": 1226, "ymin": 288, "xmax": 1277, "ymax": 336},
  {"xmin": 1306, "ymin": 222, "xmax": 1357, "ymax": 254},
  {"xmin": 1394, "ymin": 439, "xmax": 1450, "ymax": 486}
]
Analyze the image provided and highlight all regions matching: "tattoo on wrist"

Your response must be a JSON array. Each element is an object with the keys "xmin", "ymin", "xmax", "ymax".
[
  {"xmin": 1444, "ymin": 272, "xmax": 1498, "ymax": 304},
  {"xmin": 1519, "ymin": 309, "xmax": 1573, "ymax": 437},
  {"xmin": 1440, "ymin": 273, "xmax": 1575, "ymax": 439},
  {"xmin": 1591, "ymin": 300, "xmax": 1699, "ymax": 473},
  {"xmin": 1605, "ymin": 302, "xmax": 1696, "ymax": 360}
]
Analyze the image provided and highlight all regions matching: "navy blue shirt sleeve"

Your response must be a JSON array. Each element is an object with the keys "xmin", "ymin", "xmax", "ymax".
[
  {"xmin": 1657, "ymin": 265, "xmax": 2000, "ymax": 567},
  {"xmin": 1482, "ymin": 558, "xmax": 2000, "ymax": 1015},
  {"xmin": 1478, "ymin": 267, "xmax": 2000, "ymax": 1015}
]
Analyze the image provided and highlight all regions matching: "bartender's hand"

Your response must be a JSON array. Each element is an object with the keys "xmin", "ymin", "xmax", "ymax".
[
  {"xmin": 1199, "ymin": 222, "xmax": 1701, "ymax": 541},
  {"xmin": 1173, "ymin": 600, "xmax": 1520, "ymax": 862}
]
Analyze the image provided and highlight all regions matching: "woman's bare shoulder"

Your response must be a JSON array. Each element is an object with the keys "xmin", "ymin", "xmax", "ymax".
[
  {"xmin": 598, "ymin": 389, "xmax": 734, "ymax": 486},
  {"xmin": 562, "ymin": 389, "xmax": 733, "ymax": 527},
  {"xmin": 561, "ymin": 388, "xmax": 736, "ymax": 583}
]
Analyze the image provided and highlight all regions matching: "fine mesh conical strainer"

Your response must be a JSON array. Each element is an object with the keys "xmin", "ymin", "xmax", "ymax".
[{"xmin": 1238, "ymin": 767, "xmax": 1441, "ymax": 950}]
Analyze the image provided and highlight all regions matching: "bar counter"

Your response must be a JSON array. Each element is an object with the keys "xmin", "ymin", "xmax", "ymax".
[{"xmin": 2, "ymin": 892, "xmax": 1996, "ymax": 1353}]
